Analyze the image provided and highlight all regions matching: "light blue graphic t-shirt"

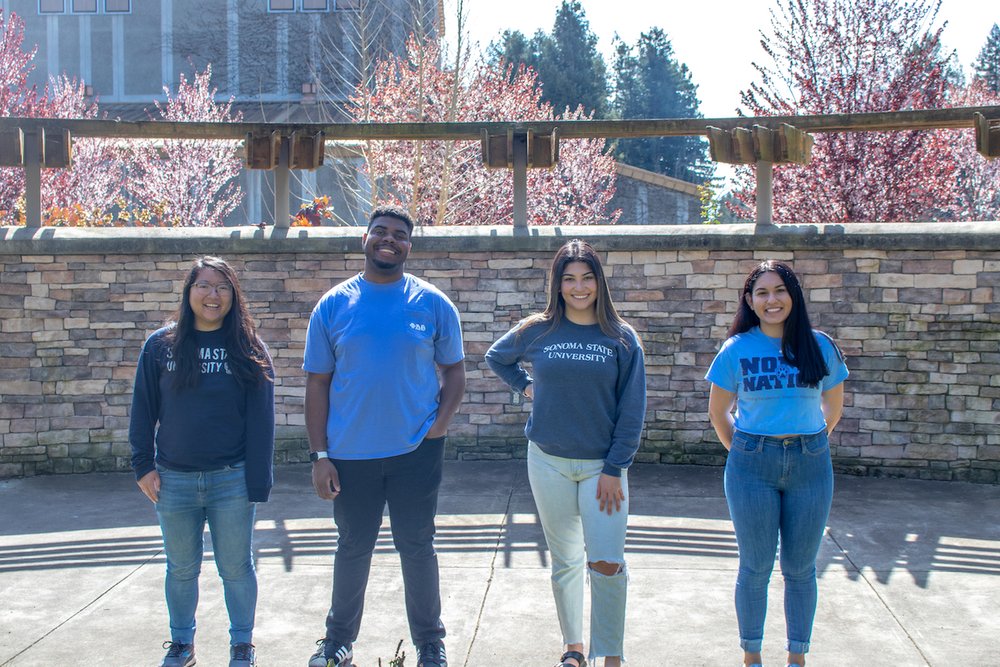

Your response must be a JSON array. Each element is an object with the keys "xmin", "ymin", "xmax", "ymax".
[
  {"xmin": 303, "ymin": 273, "xmax": 464, "ymax": 459},
  {"xmin": 705, "ymin": 327, "xmax": 848, "ymax": 436}
]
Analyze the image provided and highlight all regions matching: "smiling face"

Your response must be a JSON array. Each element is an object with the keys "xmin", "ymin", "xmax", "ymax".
[
  {"xmin": 188, "ymin": 267, "xmax": 233, "ymax": 332},
  {"xmin": 560, "ymin": 260, "xmax": 598, "ymax": 324},
  {"xmin": 746, "ymin": 269, "xmax": 792, "ymax": 337},
  {"xmin": 362, "ymin": 215, "xmax": 412, "ymax": 282}
]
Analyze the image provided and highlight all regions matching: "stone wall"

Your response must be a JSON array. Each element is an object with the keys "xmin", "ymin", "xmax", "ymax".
[{"xmin": 1, "ymin": 222, "xmax": 998, "ymax": 482}]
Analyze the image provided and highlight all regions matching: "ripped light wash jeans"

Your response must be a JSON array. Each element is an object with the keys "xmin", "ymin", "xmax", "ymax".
[
  {"xmin": 724, "ymin": 430, "xmax": 833, "ymax": 656},
  {"xmin": 527, "ymin": 442, "xmax": 629, "ymax": 662}
]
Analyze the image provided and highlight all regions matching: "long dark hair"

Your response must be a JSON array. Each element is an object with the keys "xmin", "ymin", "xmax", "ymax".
[
  {"xmin": 164, "ymin": 256, "xmax": 272, "ymax": 390},
  {"xmin": 728, "ymin": 260, "xmax": 839, "ymax": 387},
  {"xmin": 520, "ymin": 239, "xmax": 636, "ymax": 347}
]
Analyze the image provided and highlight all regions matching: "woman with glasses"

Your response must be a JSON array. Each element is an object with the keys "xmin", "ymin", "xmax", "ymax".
[
  {"xmin": 130, "ymin": 256, "xmax": 275, "ymax": 667},
  {"xmin": 706, "ymin": 260, "xmax": 848, "ymax": 667}
]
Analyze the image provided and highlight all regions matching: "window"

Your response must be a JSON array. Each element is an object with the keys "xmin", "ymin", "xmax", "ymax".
[
  {"xmin": 39, "ymin": 0, "xmax": 130, "ymax": 13},
  {"xmin": 39, "ymin": 0, "xmax": 65, "ymax": 13},
  {"xmin": 268, "ymin": 0, "xmax": 332, "ymax": 11},
  {"xmin": 336, "ymin": 0, "xmax": 361, "ymax": 10}
]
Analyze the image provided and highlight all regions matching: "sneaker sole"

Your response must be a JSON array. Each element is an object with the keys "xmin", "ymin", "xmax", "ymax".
[{"xmin": 307, "ymin": 658, "xmax": 351, "ymax": 667}]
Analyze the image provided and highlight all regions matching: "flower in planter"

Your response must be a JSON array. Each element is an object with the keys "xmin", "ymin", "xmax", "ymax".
[{"xmin": 292, "ymin": 195, "xmax": 334, "ymax": 226}]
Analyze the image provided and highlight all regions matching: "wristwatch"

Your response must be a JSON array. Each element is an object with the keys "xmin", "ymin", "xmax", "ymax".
[{"xmin": 309, "ymin": 451, "xmax": 330, "ymax": 462}]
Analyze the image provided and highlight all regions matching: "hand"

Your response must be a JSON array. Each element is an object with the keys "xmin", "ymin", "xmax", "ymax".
[
  {"xmin": 425, "ymin": 423, "xmax": 448, "ymax": 439},
  {"xmin": 137, "ymin": 470, "xmax": 161, "ymax": 503},
  {"xmin": 311, "ymin": 458, "xmax": 341, "ymax": 500},
  {"xmin": 596, "ymin": 473, "xmax": 624, "ymax": 515},
  {"xmin": 523, "ymin": 383, "xmax": 533, "ymax": 400}
]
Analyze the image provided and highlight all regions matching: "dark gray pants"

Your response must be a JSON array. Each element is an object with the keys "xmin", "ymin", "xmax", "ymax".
[{"xmin": 325, "ymin": 436, "xmax": 446, "ymax": 645}]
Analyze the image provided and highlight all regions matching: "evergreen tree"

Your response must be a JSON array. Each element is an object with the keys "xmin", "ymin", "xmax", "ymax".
[
  {"xmin": 487, "ymin": 29, "xmax": 541, "ymax": 74},
  {"xmin": 973, "ymin": 23, "xmax": 1000, "ymax": 93},
  {"xmin": 488, "ymin": 1, "xmax": 608, "ymax": 117},
  {"xmin": 543, "ymin": 1, "xmax": 608, "ymax": 116},
  {"xmin": 611, "ymin": 28, "xmax": 713, "ymax": 183}
]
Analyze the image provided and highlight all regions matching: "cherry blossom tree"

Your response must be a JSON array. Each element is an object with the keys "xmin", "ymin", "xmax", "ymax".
[
  {"xmin": 349, "ymin": 35, "xmax": 619, "ymax": 226},
  {"xmin": 0, "ymin": 10, "xmax": 52, "ymax": 220},
  {"xmin": 938, "ymin": 81, "xmax": 1000, "ymax": 221},
  {"xmin": 39, "ymin": 76, "xmax": 129, "ymax": 223},
  {"xmin": 122, "ymin": 65, "xmax": 243, "ymax": 227},
  {"xmin": 2, "ymin": 11, "xmax": 241, "ymax": 227},
  {"xmin": 735, "ymin": 0, "xmax": 960, "ymax": 223}
]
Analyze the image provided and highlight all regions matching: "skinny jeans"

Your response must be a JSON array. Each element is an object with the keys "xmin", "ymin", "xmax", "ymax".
[
  {"xmin": 155, "ymin": 462, "xmax": 258, "ymax": 646},
  {"xmin": 724, "ymin": 430, "xmax": 833, "ymax": 655}
]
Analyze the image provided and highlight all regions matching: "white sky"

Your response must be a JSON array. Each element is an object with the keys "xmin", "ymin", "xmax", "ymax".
[{"xmin": 444, "ymin": 0, "xmax": 999, "ymax": 118}]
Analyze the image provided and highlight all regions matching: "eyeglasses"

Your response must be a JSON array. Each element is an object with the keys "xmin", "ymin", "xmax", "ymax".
[{"xmin": 192, "ymin": 281, "xmax": 233, "ymax": 295}]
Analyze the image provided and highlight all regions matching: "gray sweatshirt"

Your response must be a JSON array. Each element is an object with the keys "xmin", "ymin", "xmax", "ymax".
[{"xmin": 485, "ymin": 318, "xmax": 647, "ymax": 476}]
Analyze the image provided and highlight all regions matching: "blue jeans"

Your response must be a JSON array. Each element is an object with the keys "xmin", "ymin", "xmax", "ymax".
[
  {"xmin": 325, "ymin": 436, "xmax": 446, "ymax": 646},
  {"xmin": 527, "ymin": 442, "xmax": 629, "ymax": 661},
  {"xmin": 155, "ymin": 463, "xmax": 257, "ymax": 645},
  {"xmin": 724, "ymin": 430, "xmax": 833, "ymax": 655}
]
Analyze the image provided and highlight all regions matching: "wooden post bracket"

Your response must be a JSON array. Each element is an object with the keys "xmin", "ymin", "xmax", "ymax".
[
  {"xmin": 244, "ymin": 131, "xmax": 282, "ymax": 170},
  {"xmin": 708, "ymin": 123, "xmax": 813, "ymax": 165},
  {"xmin": 974, "ymin": 113, "xmax": 1000, "ymax": 159},
  {"xmin": 481, "ymin": 129, "xmax": 559, "ymax": 169},
  {"xmin": 289, "ymin": 130, "xmax": 325, "ymax": 170},
  {"xmin": 0, "ymin": 127, "xmax": 72, "ymax": 168}
]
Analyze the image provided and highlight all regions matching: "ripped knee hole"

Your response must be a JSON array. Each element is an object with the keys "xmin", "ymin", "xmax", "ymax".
[{"xmin": 587, "ymin": 560, "xmax": 625, "ymax": 575}]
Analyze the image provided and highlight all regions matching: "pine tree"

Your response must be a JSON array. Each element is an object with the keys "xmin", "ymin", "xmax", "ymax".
[
  {"xmin": 543, "ymin": 1, "xmax": 608, "ymax": 116},
  {"xmin": 973, "ymin": 23, "xmax": 1000, "ymax": 93},
  {"xmin": 611, "ymin": 28, "xmax": 713, "ymax": 184},
  {"xmin": 488, "ymin": 1, "xmax": 608, "ymax": 117}
]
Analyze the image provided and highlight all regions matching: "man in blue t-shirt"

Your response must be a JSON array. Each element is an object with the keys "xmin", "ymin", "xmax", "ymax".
[{"xmin": 303, "ymin": 206, "xmax": 466, "ymax": 667}]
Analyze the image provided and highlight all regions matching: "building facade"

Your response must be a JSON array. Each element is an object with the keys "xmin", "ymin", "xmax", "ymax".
[{"xmin": 9, "ymin": 0, "xmax": 441, "ymax": 225}]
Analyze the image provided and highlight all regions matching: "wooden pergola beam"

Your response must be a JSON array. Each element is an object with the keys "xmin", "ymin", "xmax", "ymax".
[{"xmin": 2, "ymin": 106, "xmax": 998, "ymax": 141}]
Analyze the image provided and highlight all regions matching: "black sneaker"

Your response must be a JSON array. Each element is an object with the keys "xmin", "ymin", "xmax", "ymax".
[
  {"xmin": 230, "ymin": 642, "xmax": 257, "ymax": 667},
  {"xmin": 160, "ymin": 641, "xmax": 196, "ymax": 667},
  {"xmin": 308, "ymin": 638, "xmax": 353, "ymax": 667},
  {"xmin": 416, "ymin": 640, "xmax": 447, "ymax": 667}
]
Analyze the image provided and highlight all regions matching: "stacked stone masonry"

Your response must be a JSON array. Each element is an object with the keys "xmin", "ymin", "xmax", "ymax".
[{"xmin": 1, "ymin": 223, "xmax": 998, "ymax": 482}]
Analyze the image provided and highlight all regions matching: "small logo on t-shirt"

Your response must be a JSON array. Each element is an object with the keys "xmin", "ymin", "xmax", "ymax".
[{"xmin": 409, "ymin": 322, "xmax": 427, "ymax": 332}]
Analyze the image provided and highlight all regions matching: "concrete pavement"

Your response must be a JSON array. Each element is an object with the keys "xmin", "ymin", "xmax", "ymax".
[{"xmin": 1, "ymin": 462, "xmax": 999, "ymax": 666}]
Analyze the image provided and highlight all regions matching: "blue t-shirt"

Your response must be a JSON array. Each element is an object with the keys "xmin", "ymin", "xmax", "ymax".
[
  {"xmin": 705, "ymin": 327, "xmax": 848, "ymax": 436},
  {"xmin": 303, "ymin": 273, "xmax": 465, "ymax": 460}
]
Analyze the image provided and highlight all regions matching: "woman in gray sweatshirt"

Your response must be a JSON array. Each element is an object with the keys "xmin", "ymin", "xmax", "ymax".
[{"xmin": 486, "ymin": 239, "xmax": 646, "ymax": 667}]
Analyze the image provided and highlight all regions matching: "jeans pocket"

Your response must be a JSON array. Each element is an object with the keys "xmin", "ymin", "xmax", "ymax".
[
  {"xmin": 804, "ymin": 431, "xmax": 830, "ymax": 456},
  {"xmin": 732, "ymin": 431, "xmax": 760, "ymax": 454}
]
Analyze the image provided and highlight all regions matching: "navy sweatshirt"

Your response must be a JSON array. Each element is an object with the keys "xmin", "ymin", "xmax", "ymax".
[
  {"xmin": 485, "ymin": 319, "xmax": 647, "ymax": 476},
  {"xmin": 129, "ymin": 326, "xmax": 275, "ymax": 502}
]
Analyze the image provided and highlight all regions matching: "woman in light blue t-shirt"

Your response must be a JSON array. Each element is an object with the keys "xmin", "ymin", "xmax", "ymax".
[{"xmin": 706, "ymin": 260, "xmax": 848, "ymax": 667}]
